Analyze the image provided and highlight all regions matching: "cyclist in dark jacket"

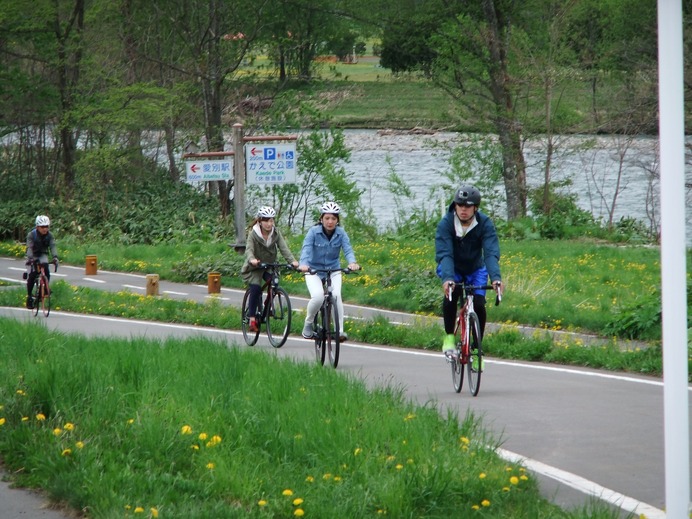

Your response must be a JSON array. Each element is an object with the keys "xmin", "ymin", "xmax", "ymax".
[
  {"xmin": 25, "ymin": 215, "xmax": 58, "ymax": 309},
  {"xmin": 435, "ymin": 186, "xmax": 503, "ymax": 352}
]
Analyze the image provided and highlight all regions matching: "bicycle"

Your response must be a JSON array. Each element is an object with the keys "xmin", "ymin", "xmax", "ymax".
[
  {"xmin": 307, "ymin": 267, "xmax": 356, "ymax": 369},
  {"xmin": 26, "ymin": 259, "xmax": 58, "ymax": 317},
  {"xmin": 241, "ymin": 263, "xmax": 294, "ymax": 348},
  {"xmin": 445, "ymin": 281, "xmax": 501, "ymax": 396}
]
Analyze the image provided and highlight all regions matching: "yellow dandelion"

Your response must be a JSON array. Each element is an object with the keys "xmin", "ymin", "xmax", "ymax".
[
  {"xmin": 404, "ymin": 413, "xmax": 416, "ymax": 421},
  {"xmin": 16, "ymin": 389, "xmax": 25, "ymax": 395},
  {"xmin": 134, "ymin": 506, "xmax": 144, "ymax": 513},
  {"xmin": 127, "ymin": 419, "xmax": 135, "ymax": 425},
  {"xmin": 258, "ymin": 499, "xmax": 268, "ymax": 507},
  {"xmin": 198, "ymin": 432, "xmax": 208, "ymax": 441},
  {"xmin": 481, "ymin": 499, "xmax": 490, "ymax": 507},
  {"xmin": 61, "ymin": 449, "xmax": 72, "ymax": 456},
  {"xmin": 294, "ymin": 509, "xmax": 305, "ymax": 517},
  {"xmin": 472, "ymin": 505, "xmax": 480, "ymax": 510},
  {"xmin": 206, "ymin": 463, "xmax": 215, "ymax": 470},
  {"xmin": 479, "ymin": 473, "xmax": 486, "ymax": 479},
  {"xmin": 395, "ymin": 464, "xmax": 403, "ymax": 470},
  {"xmin": 75, "ymin": 441, "xmax": 85, "ymax": 449},
  {"xmin": 305, "ymin": 476, "xmax": 314, "ymax": 483},
  {"xmin": 191, "ymin": 445, "xmax": 199, "ymax": 450},
  {"xmin": 181, "ymin": 425, "xmax": 193, "ymax": 435},
  {"xmin": 64, "ymin": 422, "xmax": 75, "ymax": 431},
  {"xmin": 53, "ymin": 428, "xmax": 62, "ymax": 436},
  {"xmin": 510, "ymin": 476, "xmax": 519, "ymax": 485},
  {"xmin": 0, "ymin": 418, "xmax": 5, "ymax": 426},
  {"xmin": 333, "ymin": 476, "xmax": 342, "ymax": 482},
  {"xmin": 322, "ymin": 474, "xmax": 332, "ymax": 480},
  {"xmin": 354, "ymin": 447, "xmax": 362, "ymax": 456},
  {"xmin": 520, "ymin": 474, "xmax": 529, "ymax": 481},
  {"xmin": 36, "ymin": 413, "xmax": 46, "ymax": 421},
  {"xmin": 502, "ymin": 486, "xmax": 510, "ymax": 492},
  {"xmin": 293, "ymin": 498, "xmax": 304, "ymax": 506},
  {"xmin": 151, "ymin": 508, "xmax": 159, "ymax": 518},
  {"xmin": 282, "ymin": 489, "xmax": 294, "ymax": 496}
]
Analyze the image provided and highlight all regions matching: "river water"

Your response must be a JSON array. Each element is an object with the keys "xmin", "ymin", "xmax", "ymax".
[{"xmin": 339, "ymin": 130, "xmax": 692, "ymax": 247}]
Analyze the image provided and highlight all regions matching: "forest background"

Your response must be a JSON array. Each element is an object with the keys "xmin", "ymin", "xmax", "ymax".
[{"xmin": 1, "ymin": 0, "xmax": 691, "ymax": 344}]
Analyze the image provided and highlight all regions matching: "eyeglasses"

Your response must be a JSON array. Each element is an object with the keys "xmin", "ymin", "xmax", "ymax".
[
  {"xmin": 260, "ymin": 217, "xmax": 273, "ymax": 222},
  {"xmin": 38, "ymin": 226, "xmax": 49, "ymax": 229}
]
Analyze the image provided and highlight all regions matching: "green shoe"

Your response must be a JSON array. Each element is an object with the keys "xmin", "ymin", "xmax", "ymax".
[
  {"xmin": 472, "ymin": 356, "xmax": 485, "ymax": 372},
  {"xmin": 442, "ymin": 334, "xmax": 455, "ymax": 352}
]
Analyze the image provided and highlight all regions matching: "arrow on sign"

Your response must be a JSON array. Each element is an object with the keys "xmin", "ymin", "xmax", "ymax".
[
  {"xmin": 251, "ymin": 147, "xmax": 259, "ymax": 156},
  {"xmin": 190, "ymin": 164, "xmax": 199, "ymax": 173}
]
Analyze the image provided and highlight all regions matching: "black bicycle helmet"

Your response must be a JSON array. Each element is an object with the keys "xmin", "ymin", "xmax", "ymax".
[{"xmin": 454, "ymin": 185, "xmax": 481, "ymax": 206}]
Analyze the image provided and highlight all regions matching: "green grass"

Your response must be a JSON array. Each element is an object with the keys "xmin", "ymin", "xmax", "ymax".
[
  {"xmin": 12, "ymin": 235, "xmax": 670, "ymax": 341},
  {"xmin": 0, "ymin": 319, "xmax": 628, "ymax": 518}
]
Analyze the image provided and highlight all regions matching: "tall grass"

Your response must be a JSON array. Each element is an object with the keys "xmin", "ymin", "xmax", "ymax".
[{"xmin": 0, "ymin": 319, "xmax": 627, "ymax": 518}]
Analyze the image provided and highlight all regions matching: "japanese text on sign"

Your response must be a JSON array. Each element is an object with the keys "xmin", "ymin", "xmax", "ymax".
[
  {"xmin": 185, "ymin": 159, "xmax": 232, "ymax": 181},
  {"xmin": 245, "ymin": 143, "xmax": 297, "ymax": 185}
]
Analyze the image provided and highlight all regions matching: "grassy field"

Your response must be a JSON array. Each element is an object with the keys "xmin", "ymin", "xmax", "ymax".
[{"xmin": 0, "ymin": 319, "xmax": 629, "ymax": 518}]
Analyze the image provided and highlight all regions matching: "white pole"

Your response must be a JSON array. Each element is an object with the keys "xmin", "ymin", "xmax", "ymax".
[{"xmin": 657, "ymin": 1, "xmax": 690, "ymax": 517}]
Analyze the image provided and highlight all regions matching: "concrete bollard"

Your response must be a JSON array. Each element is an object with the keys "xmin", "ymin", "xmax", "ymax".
[
  {"xmin": 146, "ymin": 274, "xmax": 160, "ymax": 296},
  {"xmin": 207, "ymin": 272, "xmax": 221, "ymax": 294},
  {"xmin": 85, "ymin": 255, "xmax": 98, "ymax": 275}
]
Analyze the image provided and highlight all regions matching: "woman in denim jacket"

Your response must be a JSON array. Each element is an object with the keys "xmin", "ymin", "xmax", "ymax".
[{"xmin": 298, "ymin": 202, "xmax": 360, "ymax": 340}]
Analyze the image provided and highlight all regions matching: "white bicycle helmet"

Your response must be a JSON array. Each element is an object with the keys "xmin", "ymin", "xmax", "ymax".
[
  {"xmin": 35, "ymin": 215, "xmax": 50, "ymax": 227},
  {"xmin": 320, "ymin": 201, "xmax": 341, "ymax": 214},
  {"xmin": 257, "ymin": 206, "xmax": 276, "ymax": 218}
]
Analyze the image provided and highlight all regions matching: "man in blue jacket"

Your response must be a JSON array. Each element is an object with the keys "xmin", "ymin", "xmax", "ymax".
[{"xmin": 435, "ymin": 186, "xmax": 503, "ymax": 353}]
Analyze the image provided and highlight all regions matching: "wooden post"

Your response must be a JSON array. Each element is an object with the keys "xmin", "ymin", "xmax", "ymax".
[
  {"xmin": 145, "ymin": 274, "xmax": 159, "ymax": 296},
  {"xmin": 85, "ymin": 255, "xmax": 98, "ymax": 275},
  {"xmin": 233, "ymin": 123, "xmax": 246, "ymax": 253},
  {"xmin": 207, "ymin": 272, "xmax": 221, "ymax": 294}
]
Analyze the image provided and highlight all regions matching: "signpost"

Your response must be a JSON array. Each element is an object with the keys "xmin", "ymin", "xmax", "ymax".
[
  {"xmin": 245, "ymin": 143, "xmax": 297, "ymax": 185},
  {"xmin": 184, "ymin": 158, "xmax": 232, "ymax": 181}
]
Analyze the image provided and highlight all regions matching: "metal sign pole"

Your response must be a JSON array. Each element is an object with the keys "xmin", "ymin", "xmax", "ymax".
[{"xmin": 657, "ymin": 0, "xmax": 690, "ymax": 517}]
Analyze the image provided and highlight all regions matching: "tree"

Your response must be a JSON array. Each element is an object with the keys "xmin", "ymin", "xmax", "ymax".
[{"xmin": 429, "ymin": 0, "xmax": 528, "ymax": 219}]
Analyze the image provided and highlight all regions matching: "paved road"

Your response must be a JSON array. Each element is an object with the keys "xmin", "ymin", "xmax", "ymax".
[{"xmin": 0, "ymin": 257, "xmax": 689, "ymax": 518}]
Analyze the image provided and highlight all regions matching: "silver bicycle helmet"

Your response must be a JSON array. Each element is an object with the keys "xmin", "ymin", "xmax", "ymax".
[
  {"xmin": 320, "ymin": 201, "xmax": 341, "ymax": 214},
  {"xmin": 35, "ymin": 215, "xmax": 50, "ymax": 227},
  {"xmin": 257, "ymin": 206, "xmax": 276, "ymax": 219}
]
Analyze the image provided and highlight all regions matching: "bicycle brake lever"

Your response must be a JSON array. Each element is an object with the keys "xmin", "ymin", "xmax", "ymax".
[{"xmin": 495, "ymin": 293, "xmax": 501, "ymax": 306}]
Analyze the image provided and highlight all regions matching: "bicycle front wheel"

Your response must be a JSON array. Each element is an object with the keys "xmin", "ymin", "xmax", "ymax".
[
  {"xmin": 325, "ymin": 299, "xmax": 340, "ymax": 368},
  {"xmin": 267, "ymin": 287, "xmax": 291, "ymax": 348},
  {"xmin": 313, "ymin": 308, "xmax": 326, "ymax": 366},
  {"xmin": 40, "ymin": 277, "xmax": 51, "ymax": 317},
  {"xmin": 467, "ymin": 312, "xmax": 482, "ymax": 396},
  {"xmin": 451, "ymin": 344, "xmax": 463, "ymax": 393},
  {"xmin": 31, "ymin": 281, "xmax": 40, "ymax": 317},
  {"xmin": 241, "ymin": 289, "xmax": 260, "ymax": 346}
]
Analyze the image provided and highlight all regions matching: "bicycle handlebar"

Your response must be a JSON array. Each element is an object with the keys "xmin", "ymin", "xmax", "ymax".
[
  {"xmin": 27, "ymin": 259, "xmax": 59, "ymax": 273},
  {"xmin": 448, "ymin": 282, "xmax": 501, "ymax": 306},
  {"xmin": 258, "ymin": 262, "xmax": 295, "ymax": 271},
  {"xmin": 307, "ymin": 267, "xmax": 360, "ymax": 275}
]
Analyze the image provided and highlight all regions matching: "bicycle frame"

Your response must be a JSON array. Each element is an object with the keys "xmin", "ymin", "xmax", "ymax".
[
  {"xmin": 447, "ymin": 282, "xmax": 498, "ymax": 396},
  {"xmin": 308, "ymin": 267, "xmax": 353, "ymax": 369},
  {"xmin": 30, "ymin": 260, "xmax": 56, "ymax": 317},
  {"xmin": 241, "ymin": 263, "xmax": 293, "ymax": 348}
]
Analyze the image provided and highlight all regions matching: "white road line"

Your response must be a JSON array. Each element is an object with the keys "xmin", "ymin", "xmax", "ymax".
[
  {"xmin": 122, "ymin": 284, "xmax": 145, "ymax": 291},
  {"xmin": 82, "ymin": 278, "xmax": 106, "ymax": 284},
  {"xmin": 163, "ymin": 290, "xmax": 188, "ymax": 296},
  {"xmin": 497, "ymin": 449, "xmax": 665, "ymax": 518}
]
